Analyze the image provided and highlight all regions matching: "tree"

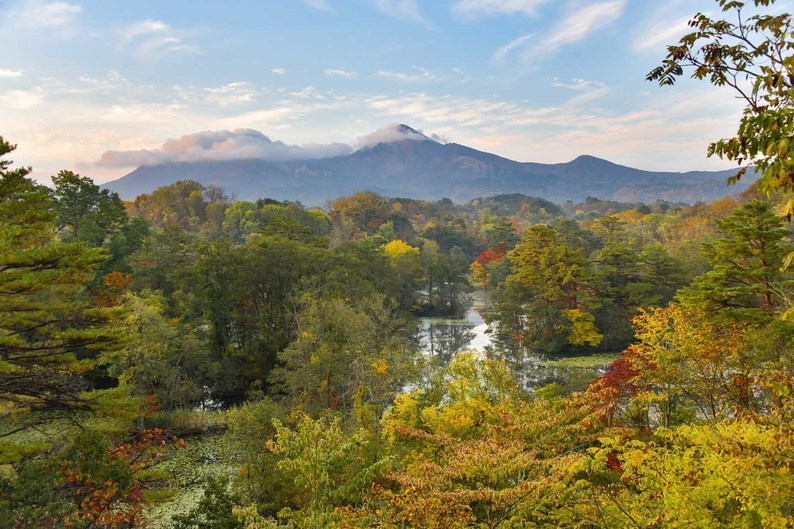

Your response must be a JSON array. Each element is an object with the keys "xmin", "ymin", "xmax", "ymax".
[
  {"xmin": 584, "ymin": 420, "xmax": 794, "ymax": 528},
  {"xmin": 647, "ymin": 0, "xmax": 794, "ymax": 217},
  {"xmin": 341, "ymin": 352, "xmax": 590, "ymax": 529},
  {"xmin": 106, "ymin": 291, "xmax": 211, "ymax": 410},
  {"xmin": 271, "ymin": 295, "xmax": 415, "ymax": 417},
  {"xmin": 494, "ymin": 225, "xmax": 603, "ymax": 355},
  {"xmin": 470, "ymin": 244, "xmax": 506, "ymax": 290},
  {"xmin": 235, "ymin": 414, "xmax": 384, "ymax": 529},
  {"xmin": 679, "ymin": 200, "xmax": 793, "ymax": 322},
  {"xmin": 383, "ymin": 240, "xmax": 423, "ymax": 310},
  {"xmin": 633, "ymin": 242, "xmax": 685, "ymax": 306},
  {"xmin": 0, "ymin": 138, "xmax": 122, "ymax": 413},
  {"xmin": 50, "ymin": 170, "xmax": 128, "ymax": 246},
  {"xmin": 129, "ymin": 180, "xmax": 229, "ymax": 234},
  {"xmin": 329, "ymin": 192, "xmax": 388, "ymax": 244},
  {"xmin": 1, "ymin": 428, "xmax": 183, "ymax": 528},
  {"xmin": 172, "ymin": 477, "xmax": 244, "ymax": 529}
]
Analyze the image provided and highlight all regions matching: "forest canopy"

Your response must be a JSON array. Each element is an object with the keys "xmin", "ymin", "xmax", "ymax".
[{"xmin": 1, "ymin": 1, "xmax": 793, "ymax": 527}]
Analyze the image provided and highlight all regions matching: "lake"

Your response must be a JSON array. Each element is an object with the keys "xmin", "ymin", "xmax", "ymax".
[{"xmin": 418, "ymin": 290, "xmax": 617, "ymax": 391}]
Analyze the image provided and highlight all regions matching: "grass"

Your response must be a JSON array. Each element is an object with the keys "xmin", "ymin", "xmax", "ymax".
[{"xmin": 541, "ymin": 352, "xmax": 619, "ymax": 369}]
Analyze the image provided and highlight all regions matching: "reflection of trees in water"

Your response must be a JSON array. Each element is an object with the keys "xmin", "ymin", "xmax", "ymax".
[
  {"xmin": 519, "ymin": 365, "xmax": 603, "ymax": 393},
  {"xmin": 423, "ymin": 322, "xmax": 476, "ymax": 366},
  {"xmin": 487, "ymin": 346, "xmax": 605, "ymax": 393},
  {"xmin": 420, "ymin": 312, "xmax": 606, "ymax": 393}
]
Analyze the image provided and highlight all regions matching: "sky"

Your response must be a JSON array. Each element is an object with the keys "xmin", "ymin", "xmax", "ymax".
[{"xmin": 0, "ymin": 0, "xmax": 782, "ymax": 183}]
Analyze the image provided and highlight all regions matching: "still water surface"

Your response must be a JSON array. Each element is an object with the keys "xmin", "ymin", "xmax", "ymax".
[{"xmin": 417, "ymin": 290, "xmax": 615, "ymax": 391}]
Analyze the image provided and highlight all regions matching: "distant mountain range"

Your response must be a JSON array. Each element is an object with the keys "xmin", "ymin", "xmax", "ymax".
[{"xmin": 103, "ymin": 124, "xmax": 754, "ymax": 205}]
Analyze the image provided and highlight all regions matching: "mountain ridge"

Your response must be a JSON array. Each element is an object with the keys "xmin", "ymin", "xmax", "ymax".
[{"xmin": 103, "ymin": 125, "xmax": 755, "ymax": 205}]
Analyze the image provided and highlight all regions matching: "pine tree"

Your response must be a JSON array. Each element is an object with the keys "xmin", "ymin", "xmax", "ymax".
[
  {"xmin": 0, "ymin": 138, "xmax": 121, "ymax": 412},
  {"xmin": 679, "ymin": 201, "xmax": 794, "ymax": 322}
]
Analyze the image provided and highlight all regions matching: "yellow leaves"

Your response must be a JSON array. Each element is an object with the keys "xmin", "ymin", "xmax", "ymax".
[
  {"xmin": 563, "ymin": 309, "xmax": 603, "ymax": 347},
  {"xmin": 370, "ymin": 358, "xmax": 389, "ymax": 376},
  {"xmin": 383, "ymin": 239, "xmax": 419, "ymax": 261},
  {"xmin": 382, "ymin": 390, "xmax": 424, "ymax": 444},
  {"xmin": 375, "ymin": 432, "xmax": 572, "ymax": 529},
  {"xmin": 577, "ymin": 416, "xmax": 794, "ymax": 528}
]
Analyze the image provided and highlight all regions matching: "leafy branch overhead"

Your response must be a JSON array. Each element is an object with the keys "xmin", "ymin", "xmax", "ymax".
[{"xmin": 647, "ymin": 0, "xmax": 794, "ymax": 217}]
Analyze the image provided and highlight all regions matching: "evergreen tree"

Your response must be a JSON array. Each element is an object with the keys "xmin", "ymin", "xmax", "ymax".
[
  {"xmin": 679, "ymin": 201, "xmax": 794, "ymax": 322},
  {"xmin": 0, "ymin": 138, "xmax": 121, "ymax": 412}
]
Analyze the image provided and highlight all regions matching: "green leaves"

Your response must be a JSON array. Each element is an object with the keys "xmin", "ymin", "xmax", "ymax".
[
  {"xmin": 648, "ymin": 0, "xmax": 794, "ymax": 197},
  {"xmin": 678, "ymin": 201, "xmax": 794, "ymax": 322},
  {"xmin": 0, "ymin": 138, "xmax": 123, "ymax": 412},
  {"xmin": 51, "ymin": 170, "xmax": 128, "ymax": 246}
]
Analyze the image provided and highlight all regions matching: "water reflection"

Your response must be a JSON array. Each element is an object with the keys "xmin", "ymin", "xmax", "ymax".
[
  {"xmin": 417, "ymin": 290, "xmax": 612, "ymax": 392},
  {"xmin": 420, "ymin": 317, "xmax": 477, "ymax": 365},
  {"xmin": 418, "ymin": 291, "xmax": 491, "ymax": 364}
]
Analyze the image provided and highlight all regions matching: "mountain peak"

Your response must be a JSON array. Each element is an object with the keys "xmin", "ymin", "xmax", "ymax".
[
  {"xmin": 357, "ymin": 123, "xmax": 435, "ymax": 149},
  {"xmin": 395, "ymin": 123, "xmax": 422, "ymax": 135},
  {"xmin": 103, "ymin": 129, "xmax": 757, "ymax": 206},
  {"xmin": 570, "ymin": 154, "xmax": 610, "ymax": 164}
]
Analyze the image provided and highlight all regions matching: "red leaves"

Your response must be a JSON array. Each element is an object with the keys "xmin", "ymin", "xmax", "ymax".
[
  {"xmin": 476, "ymin": 244, "xmax": 506, "ymax": 267},
  {"xmin": 63, "ymin": 429, "xmax": 185, "ymax": 528},
  {"xmin": 109, "ymin": 428, "xmax": 185, "ymax": 471},
  {"xmin": 472, "ymin": 244, "xmax": 507, "ymax": 288},
  {"xmin": 585, "ymin": 348, "xmax": 642, "ymax": 426},
  {"xmin": 605, "ymin": 452, "xmax": 623, "ymax": 474}
]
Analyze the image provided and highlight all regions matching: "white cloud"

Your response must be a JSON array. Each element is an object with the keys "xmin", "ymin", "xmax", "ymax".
[
  {"xmin": 96, "ymin": 128, "xmax": 352, "ymax": 167},
  {"xmin": 303, "ymin": 0, "xmax": 332, "ymax": 10},
  {"xmin": 634, "ymin": 16, "xmax": 692, "ymax": 52},
  {"xmin": 325, "ymin": 68, "xmax": 358, "ymax": 78},
  {"xmin": 375, "ymin": 0, "xmax": 427, "ymax": 23},
  {"xmin": 551, "ymin": 78, "xmax": 609, "ymax": 106},
  {"xmin": 454, "ymin": 0, "xmax": 550, "ymax": 18},
  {"xmin": 0, "ymin": 68, "xmax": 745, "ymax": 186},
  {"xmin": 552, "ymin": 78, "xmax": 604, "ymax": 91},
  {"xmin": 121, "ymin": 19, "xmax": 200, "ymax": 59},
  {"xmin": 21, "ymin": 1, "xmax": 81, "ymax": 28},
  {"xmin": 0, "ymin": 89, "xmax": 44, "ymax": 109},
  {"xmin": 122, "ymin": 19, "xmax": 169, "ymax": 41},
  {"xmin": 536, "ymin": 1, "xmax": 625, "ymax": 56},
  {"xmin": 272, "ymin": 68, "xmax": 287, "ymax": 75},
  {"xmin": 357, "ymin": 123, "xmax": 433, "ymax": 148},
  {"xmin": 376, "ymin": 66, "xmax": 438, "ymax": 82},
  {"xmin": 493, "ymin": 34, "xmax": 533, "ymax": 61},
  {"xmin": 172, "ymin": 82, "xmax": 259, "ymax": 106},
  {"xmin": 0, "ymin": 68, "xmax": 23, "ymax": 79}
]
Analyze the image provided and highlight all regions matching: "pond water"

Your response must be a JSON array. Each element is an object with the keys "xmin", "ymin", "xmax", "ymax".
[
  {"xmin": 417, "ymin": 290, "xmax": 491, "ymax": 363},
  {"xmin": 417, "ymin": 290, "xmax": 616, "ymax": 391}
]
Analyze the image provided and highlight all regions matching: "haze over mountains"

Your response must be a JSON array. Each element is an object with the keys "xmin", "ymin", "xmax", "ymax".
[{"xmin": 103, "ymin": 125, "xmax": 755, "ymax": 205}]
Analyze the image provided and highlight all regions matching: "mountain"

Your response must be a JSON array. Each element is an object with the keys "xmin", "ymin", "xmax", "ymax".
[{"xmin": 103, "ymin": 125, "xmax": 755, "ymax": 205}]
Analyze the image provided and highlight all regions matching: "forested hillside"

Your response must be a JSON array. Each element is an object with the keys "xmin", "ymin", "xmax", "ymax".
[{"xmin": 2, "ymin": 131, "xmax": 793, "ymax": 526}]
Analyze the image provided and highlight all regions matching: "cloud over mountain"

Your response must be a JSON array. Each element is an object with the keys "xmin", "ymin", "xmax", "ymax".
[
  {"xmin": 96, "ymin": 128, "xmax": 353, "ymax": 167},
  {"xmin": 357, "ymin": 123, "xmax": 437, "ymax": 148}
]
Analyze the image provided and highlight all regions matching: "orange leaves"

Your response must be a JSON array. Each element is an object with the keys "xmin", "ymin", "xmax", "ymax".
[
  {"xmin": 476, "ymin": 244, "xmax": 506, "ymax": 267},
  {"xmin": 96, "ymin": 271, "xmax": 133, "ymax": 307},
  {"xmin": 62, "ymin": 429, "xmax": 185, "ymax": 528},
  {"xmin": 108, "ymin": 428, "xmax": 185, "ymax": 472},
  {"xmin": 371, "ymin": 434, "xmax": 555, "ymax": 529},
  {"xmin": 470, "ymin": 244, "xmax": 506, "ymax": 289},
  {"xmin": 586, "ymin": 304, "xmax": 752, "ymax": 428}
]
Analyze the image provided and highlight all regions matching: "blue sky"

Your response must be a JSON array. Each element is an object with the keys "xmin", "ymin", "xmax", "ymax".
[{"xmin": 0, "ymin": 0, "xmax": 779, "ymax": 183}]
